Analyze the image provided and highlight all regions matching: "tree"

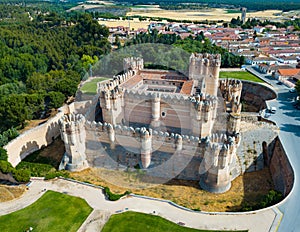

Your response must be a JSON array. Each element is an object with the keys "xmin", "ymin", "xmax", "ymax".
[
  {"xmin": 46, "ymin": 91, "xmax": 65, "ymax": 109},
  {"xmin": 0, "ymin": 147, "xmax": 8, "ymax": 161}
]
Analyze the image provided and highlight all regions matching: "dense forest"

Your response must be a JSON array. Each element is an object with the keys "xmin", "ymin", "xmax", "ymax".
[{"xmin": 0, "ymin": 4, "xmax": 110, "ymax": 141}]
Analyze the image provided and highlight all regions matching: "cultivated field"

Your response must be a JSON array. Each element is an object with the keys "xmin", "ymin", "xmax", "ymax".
[
  {"xmin": 127, "ymin": 7, "xmax": 282, "ymax": 22},
  {"xmin": 99, "ymin": 18, "xmax": 153, "ymax": 30}
]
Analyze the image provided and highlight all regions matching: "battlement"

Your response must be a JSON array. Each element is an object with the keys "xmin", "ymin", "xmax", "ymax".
[
  {"xmin": 85, "ymin": 120, "xmax": 200, "ymax": 146},
  {"xmin": 98, "ymin": 70, "xmax": 136, "ymax": 94},
  {"xmin": 124, "ymin": 89, "xmax": 190, "ymax": 104},
  {"xmin": 189, "ymin": 94, "xmax": 217, "ymax": 111},
  {"xmin": 59, "ymin": 114, "xmax": 85, "ymax": 135},
  {"xmin": 219, "ymin": 79, "xmax": 243, "ymax": 93},
  {"xmin": 190, "ymin": 53, "xmax": 221, "ymax": 67},
  {"xmin": 123, "ymin": 57, "xmax": 144, "ymax": 72}
]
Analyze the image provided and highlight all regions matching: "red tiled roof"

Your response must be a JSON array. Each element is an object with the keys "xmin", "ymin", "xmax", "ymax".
[
  {"xmin": 278, "ymin": 69, "xmax": 300, "ymax": 76},
  {"xmin": 180, "ymin": 80, "xmax": 194, "ymax": 95}
]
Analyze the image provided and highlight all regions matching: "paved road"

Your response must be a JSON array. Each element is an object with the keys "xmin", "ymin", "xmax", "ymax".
[
  {"xmin": 0, "ymin": 178, "xmax": 280, "ymax": 232},
  {"xmin": 247, "ymin": 66, "xmax": 300, "ymax": 232}
]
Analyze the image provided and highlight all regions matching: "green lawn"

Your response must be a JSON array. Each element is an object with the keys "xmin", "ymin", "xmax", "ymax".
[
  {"xmin": 0, "ymin": 190, "xmax": 92, "ymax": 232},
  {"xmin": 102, "ymin": 211, "xmax": 248, "ymax": 232},
  {"xmin": 80, "ymin": 77, "xmax": 109, "ymax": 95},
  {"xmin": 220, "ymin": 71, "xmax": 264, "ymax": 83}
]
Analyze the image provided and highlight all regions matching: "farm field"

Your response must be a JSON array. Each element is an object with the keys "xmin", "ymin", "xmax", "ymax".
[{"xmin": 127, "ymin": 7, "xmax": 282, "ymax": 22}]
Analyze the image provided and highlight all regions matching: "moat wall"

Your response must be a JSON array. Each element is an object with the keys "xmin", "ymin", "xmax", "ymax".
[
  {"xmin": 4, "ymin": 102, "xmax": 86, "ymax": 167},
  {"xmin": 269, "ymin": 137, "xmax": 294, "ymax": 196},
  {"xmin": 240, "ymin": 81, "xmax": 277, "ymax": 112}
]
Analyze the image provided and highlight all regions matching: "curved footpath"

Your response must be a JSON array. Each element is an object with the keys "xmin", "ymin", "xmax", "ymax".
[{"xmin": 0, "ymin": 178, "xmax": 280, "ymax": 232}]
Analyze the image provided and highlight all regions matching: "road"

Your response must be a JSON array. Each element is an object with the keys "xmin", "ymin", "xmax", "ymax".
[{"xmin": 247, "ymin": 66, "xmax": 300, "ymax": 232}]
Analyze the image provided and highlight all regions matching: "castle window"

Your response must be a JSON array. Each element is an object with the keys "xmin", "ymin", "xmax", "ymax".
[{"xmin": 161, "ymin": 111, "xmax": 166, "ymax": 118}]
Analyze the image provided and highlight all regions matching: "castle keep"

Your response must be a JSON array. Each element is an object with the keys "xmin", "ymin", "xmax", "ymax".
[{"xmin": 59, "ymin": 53, "xmax": 278, "ymax": 193}]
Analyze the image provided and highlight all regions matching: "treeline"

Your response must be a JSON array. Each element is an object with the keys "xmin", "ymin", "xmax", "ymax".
[
  {"xmin": 0, "ymin": 4, "xmax": 110, "ymax": 134},
  {"xmin": 229, "ymin": 17, "xmax": 300, "ymax": 31},
  {"xmin": 115, "ymin": 0, "xmax": 300, "ymax": 12}
]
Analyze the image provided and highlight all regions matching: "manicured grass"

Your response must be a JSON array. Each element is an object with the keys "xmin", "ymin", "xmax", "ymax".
[
  {"xmin": 80, "ymin": 77, "xmax": 109, "ymax": 95},
  {"xmin": 102, "ymin": 211, "xmax": 248, "ymax": 232},
  {"xmin": 0, "ymin": 190, "xmax": 92, "ymax": 232},
  {"xmin": 220, "ymin": 71, "xmax": 264, "ymax": 83}
]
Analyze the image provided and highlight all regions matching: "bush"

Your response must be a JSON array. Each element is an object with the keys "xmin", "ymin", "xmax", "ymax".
[
  {"xmin": 44, "ymin": 171, "xmax": 69, "ymax": 180},
  {"xmin": 16, "ymin": 161, "xmax": 55, "ymax": 177},
  {"xmin": 0, "ymin": 160, "xmax": 13, "ymax": 173},
  {"xmin": 0, "ymin": 160, "xmax": 30, "ymax": 183},
  {"xmin": 241, "ymin": 190, "xmax": 283, "ymax": 211},
  {"xmin": 103, "ymin": 187, "xmax": 131, "ymax": 201},
  {"xmin": 11, "ymin": 169, "xmax": 30, "ymax": 182},
  {"xmin": 0, "ymin": 147, "xmax": 8, "ymax": 161}
]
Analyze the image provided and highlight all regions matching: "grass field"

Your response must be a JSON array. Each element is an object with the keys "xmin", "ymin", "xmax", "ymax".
[
  {"xmin": 102, "ymin": 211, "xmax": 248, "ymax": 232},
  {"xmin": 80, "ymin": 77, "xmax": 109, "ymax": 95},
  {"xmin": 0, "ymin": 190, "xmax": 92, "ymax": 232},
  {"xmin": 220, "ymin": 71, "xmax": 264, "ymax": 83}
]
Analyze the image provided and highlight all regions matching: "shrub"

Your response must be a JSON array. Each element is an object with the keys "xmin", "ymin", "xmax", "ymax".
[
  {"xmin": 16, "ymin": 161, "xmax": 54, "ymax": 177},
  {"xmin": 0, "ymin": 160, "xmax": 30, "ymax": 183},
  {"xmin": 0, "ymin": 147, "xmax": 8, "ymax": 161},
  {"xmin": 44, "ymin": 171, "xmax": 70, "ymax": 180},
  {"xmin": 103, "ymin": 187, "xmax": 131, "ymax": 201},
  {"xmin": 0, "ymin": 160, "xmax": 13, "ymax": 173},
  {"xmin": 11, "ymin": 169, "xmax": 30, "ymax": 182}
]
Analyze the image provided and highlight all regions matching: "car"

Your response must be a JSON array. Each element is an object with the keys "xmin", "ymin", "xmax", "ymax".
[
  {"xmin": 270, "ymin": 107, "xmax": 277, "ymax": 114},
  {"xmin": 277, "ymin": 81, "xmax": 283, "ymax": 85},
  {"xmin": 289, "ymin": 88, "xmax": 296, "ymax": 93}
]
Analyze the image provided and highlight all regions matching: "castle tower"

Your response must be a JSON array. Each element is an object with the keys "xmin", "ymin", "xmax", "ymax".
[
  {"xmin": 123, "ymin": 57, "xmax": 144, "ymax": 72},
  {"xmin": 99, "ymin": 85, "xmax": 124, "ymax": 125},
  {"xmin": 227, "ymin": 113, "xmax": 241, "ymax": 136},
  {"xmin": 199, "ymin": 135, "xmax": 237, "ymax": 193},
  {"xmin": 59, "ymin": 114, "xmax": 88, "ymax": 171},
  {"xmin": 151, "ymin": 94, "xmax": 161, "ymax": 128},
  {"xmin": 189, "ymin": 53, "xmax": 221, "ymax": 97},
  {"xmin": 241, "ymin": 8, "xmax": 247, "ymax": 24},
  {"xmin": 140, "ymin": 127, "xmax": 152, "ymax": 169},
  {"xmin": 190, "ymin": 94, "xmax": 218, "ymax": 138}
]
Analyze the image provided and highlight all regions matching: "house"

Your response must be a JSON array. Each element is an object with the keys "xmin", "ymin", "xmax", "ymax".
[
  {"xmin": 250, "ymin": 56, "xmax": 278, "ymax": 66},
  {"xmin": 275, "ymin": 69, "xmax": 300, "ymax": 81},
  {"xmin": 257, "ymin": 64, "xmax": 294, "ymax": 76},
  {"xmin": 277, "ymin": 56, "xmax": 299, "ymax": 64}
]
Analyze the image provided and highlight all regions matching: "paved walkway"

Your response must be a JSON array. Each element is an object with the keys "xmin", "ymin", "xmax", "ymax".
[{"xmin": 0, "ymin": 178, "xmax": 281, "ymax": 232}]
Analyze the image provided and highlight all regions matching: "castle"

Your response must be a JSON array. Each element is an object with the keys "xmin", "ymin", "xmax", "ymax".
[{"xmin": 59, "ymin": 53, "xmax": 278, "ymax": 193}]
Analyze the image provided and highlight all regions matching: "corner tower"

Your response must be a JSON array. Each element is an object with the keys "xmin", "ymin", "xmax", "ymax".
[
  {"xmin": 59, "ymin": 114, "xmax": 88, "ymax": 171},
  {"xmin": 189, "ymin": 53, "xmax": 221, "ymax": 97}
]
